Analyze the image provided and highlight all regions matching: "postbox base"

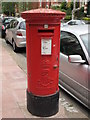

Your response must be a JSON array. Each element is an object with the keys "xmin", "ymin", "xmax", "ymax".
[{"xmin": 27, "ymin": 90, "xmax": 59, "ymax": 117}]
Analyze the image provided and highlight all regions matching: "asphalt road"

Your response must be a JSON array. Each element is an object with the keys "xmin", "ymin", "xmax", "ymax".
[{"xmin": 1, "ymin": 37, "xmax": 90, "ymax": 119}]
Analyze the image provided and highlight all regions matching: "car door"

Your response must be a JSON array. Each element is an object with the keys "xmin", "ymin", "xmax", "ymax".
[
  {"xmin": 11, "ymin": 20, "xmax": 19, "ymax": 40},
  {"xmin": 6, "ymin": 20, "xmax": 14, "ymax": 43},
  {"xmin": 5, "ymin": 22, "xmax": 11, "ymax": 42},
  {"xmin": 59, "ymin": 31, "xmax": 88, "ymax": 104},
  {"xmin": 7, "ymin": 20, "xmax": 18, "ymax": 43}
]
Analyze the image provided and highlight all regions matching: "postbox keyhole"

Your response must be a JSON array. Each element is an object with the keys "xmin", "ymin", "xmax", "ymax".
[{"xmin": 57, "ymin": 57, "xmax": 58, "ymax": 61}]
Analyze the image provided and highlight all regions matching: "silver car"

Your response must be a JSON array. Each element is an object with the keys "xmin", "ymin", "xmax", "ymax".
[
  {"xmin": 5, "ymin": 17, "xmax": 26, "ymax": 52},
  {"xmin": 59, "ymin": 25, "xmax": 90, "ymax": 109},
  {"xmin": 63, "ymin": 20, "xmax": 85, "ymax": 26}
]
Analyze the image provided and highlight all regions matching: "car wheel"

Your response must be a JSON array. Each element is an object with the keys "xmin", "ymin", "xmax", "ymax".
[
  {"xmin": 1, "ymin": 32, "xmax": 4, "ymax": 38},
  {"xmin": 1, "ymin": 30, "xmax": 6, "ymax": 38},
  {"xmin": 12, "ymin": 40, "xmax": 18, "ymax": 52}
]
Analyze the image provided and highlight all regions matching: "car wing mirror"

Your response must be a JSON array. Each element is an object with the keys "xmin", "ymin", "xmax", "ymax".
[{"xmin": 68, "ymin": 55, "xmax": 86, "ymax": 64}]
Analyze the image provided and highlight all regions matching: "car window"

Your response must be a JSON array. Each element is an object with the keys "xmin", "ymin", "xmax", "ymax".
[
  {"xmin": 2, "ymin": 18, "xmax": 8, "ymax": 24},
  {"xmin": 68, "ymin": 21, "xmax": 76, "ymax": 25},
  {"xmin": 68, "ymin": 21, "xmax": 73, "ymax": 25},
  {"xmin": 80, "ymin": 33, "xmax": 90, "ymax": 56},
  {"xmin": 68, "ymin": 21, "xmax": 78, "ymax": 25},
  {"xmin": 19, "ymin": 21, "xmax": 26, "ymax": 30},
  {"xmin": 60, "ymin": 31, "xmax": 86, "ymax": 60},
  {"xmin": 6, "ymin": 23, "xmax": 10, "ymax": 29},
  {"xmin": 3, "ymin": 18, "xmax": 12, "ymax": 24},
  {"xmin": 13, "ymin": 20, "xmax": 18, "ymax": 28},
  {"xmin": 9, "ymin": 20, "xmax": 18, "ymax": 28},
  {"xmin": 9, "ymin": 20, "xmax": 13, "ymax": 28}
]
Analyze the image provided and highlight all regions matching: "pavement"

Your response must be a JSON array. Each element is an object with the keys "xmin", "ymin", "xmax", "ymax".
[{"xmin": 0, "ymin": 38, "xmax": 89, "ymax": 119}]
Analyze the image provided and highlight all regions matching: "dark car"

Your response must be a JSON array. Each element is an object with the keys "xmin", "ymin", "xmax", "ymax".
[{"xmin": 1, "ymin": 17, "xmax": 14, "ymax": 38}]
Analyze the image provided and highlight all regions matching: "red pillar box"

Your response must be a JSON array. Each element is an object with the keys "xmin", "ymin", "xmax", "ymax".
[{"xmin": 21, "ymin": 8, "xmax": 65, "ymax": 117}]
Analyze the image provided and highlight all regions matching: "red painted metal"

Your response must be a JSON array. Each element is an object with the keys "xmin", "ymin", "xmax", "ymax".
[{"xmin": 21, "ymin": 8, "xmax": 65, "ymax": 96}]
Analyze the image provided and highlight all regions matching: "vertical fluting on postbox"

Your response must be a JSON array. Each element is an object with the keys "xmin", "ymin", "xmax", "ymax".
[{"xmin": 21, "ymin": 8, "xmax": 65, "ymax": 117}]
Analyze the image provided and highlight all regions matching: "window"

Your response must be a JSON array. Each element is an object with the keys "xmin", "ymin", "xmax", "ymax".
[
  {"xmin": 19, "ymin": 21, "xmax": 26, "ymax": 30},
  {"xmin": 68, "ymin": 21, "xmax": 73, "ymax": 25},
  {"xmin": 80, "ymin": 33, "xmax": 90, "ymax": 56},
  {"xmin": 9, "ymin": 20, "xmax": 13, "ymax": 28},
  {"xmin": 3, "ymin": 18, "xmax": 12, "ymax": 24},
  {"xmin": 13, "ymin": 20, "xmax": 18, "ymax": 28},
  {"xmin": 9, "ymin": 20, "xmax": 18, "ymax": 28},
  {"xmin": 60, "ymin": 31, "xmax": 85, "ymax": 60},
  {"xmin": 68, "ymin": 21, "xmax": 77, "ymax": 25}
]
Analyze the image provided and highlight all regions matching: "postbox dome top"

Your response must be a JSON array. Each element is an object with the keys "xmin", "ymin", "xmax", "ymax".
[
  {"xmin": 21, "ymin": 8, "xmax": 65, "ymax": 20},
  {"xmin": 22, "ymin": 8, "xmax": 65, "ymax": 14}
]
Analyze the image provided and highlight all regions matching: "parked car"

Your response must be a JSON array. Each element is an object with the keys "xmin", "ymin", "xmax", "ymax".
[
  {"xmin": 1, "ymin": 17, "xmax": 14, "ymax": 38},
  {"xmin": 5, "ymin": 17, "xmax": 26, "ymax": 52},
  {"xmin": 63, "ymin": 20, "xmax": 85, "ymax": 26},
  {"xmin": 59, "ymin": 25, "xmax": 90, "ymax": 109}
]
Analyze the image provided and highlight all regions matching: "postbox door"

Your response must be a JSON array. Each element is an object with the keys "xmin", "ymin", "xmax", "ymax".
[{"xmin": 38, "ymin": 30, "xmax": 60, "ymax": 94}]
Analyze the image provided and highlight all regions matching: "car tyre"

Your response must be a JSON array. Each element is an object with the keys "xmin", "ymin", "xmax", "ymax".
[
  {"xmin": 1, "ymin": 31, "xmax": 4, "ymax": 38},
  {"xmin": 1, "ymin": 34, "xmax": 4, "ymax": 38},
  {"xmin": 12, "ymin": 40, "xmax": 18, "ymax": 52}
]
